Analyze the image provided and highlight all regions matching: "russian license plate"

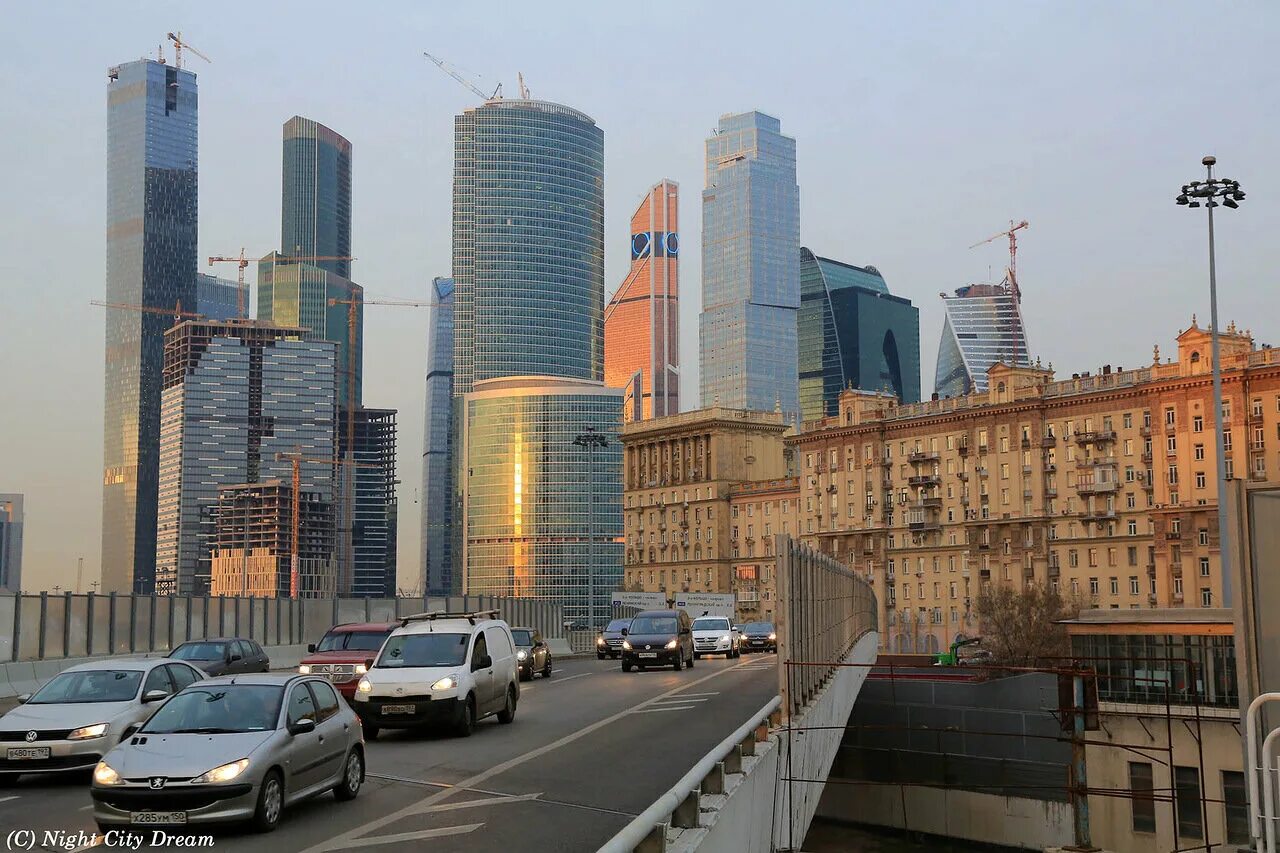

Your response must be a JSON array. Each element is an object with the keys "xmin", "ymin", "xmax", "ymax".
[
  {"xmin": 130, "ymin": 811, "xmax": 187, "ymax": 825},
  {"xmin": 751, "ymin": 640, "xmax": 764, "ymax": 645},
  {"xmin": 639, "ymin": 652, "xmax": 658, "ymax": 659},
  {"xmin": 6, "ymin": 747, "xmax": 49, "ymax": 760},
  {"xmin": 381, "ymin": 704, "xmax": 416, "ymax": 714}
]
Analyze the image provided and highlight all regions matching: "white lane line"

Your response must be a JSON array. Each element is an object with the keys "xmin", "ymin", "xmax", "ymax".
[
  {"xmin": 665, "ymin": 691, "xmax": 720, "ymax": 698},
  {"xmin": 545, "ymin": 672, "xmax": 591, "ymax": 685},
  {"xmin": 632, "ymin": 705, "xmax": 698, "ymax": 713},
  {"xmin": 300, "ymin": 657, "xmax": 761, "ymax": 853},
  {"xmin": 0, "ymin": 795, "xmax": 18, "ymax": 804},
  {"xmin": 421, "ymin": 792, "xmax": 541, "ymax": 813},
  {"xmin": 344, "ymin": 823, "xmax": 484, "ymax": 847},
  {"xmin": 79, "ymin": 804, "xmax": 94, "ymax": 811},
  {"xmin": 649, "ymin": 697, "xmax": 709, "ymax": 705}
]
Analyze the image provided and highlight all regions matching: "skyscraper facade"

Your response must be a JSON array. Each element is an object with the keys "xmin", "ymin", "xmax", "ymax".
[
  {"xmin": 604, "ymin": 180, "xmax": 680, "ymax": 421},
  {"xmin": 451, "ymin": 98, "xmax": 620, "ymax": 627},
  {"xmin": 421, "ymin": 277, "xmax": 456, "ymax": 596},
  {"xmin": 209, "ymin": 481, "xmax": 336, "ymax": 598},
  {"xmin": 798, "ymin": 248, "xmax": 921, "ymax": 422},
  {"xmin": 155, "ymin": 320, "xmax": 336, "ymax": 596},
  {"xmin": 346, "ymin": 408, "xmax": 398, "ymax": 597},
  {"xmin": 102, "ymin": 58, "xmax": 199, "ymax": 594},
  {"xmin": 934, "ymin": 282, "xmax": 1031, "ymax": 398},
  {"xmin": 195, "ymin": 272, "xmax": 241, "ymax": 322},
  {"xmin": 0, "ymin": 494, "xmax": 23, "ymax": 593},
  {"xmin": 281, "ymin": 116, "xmax": 352, "ymax": 279},
  {"xmin": 699, "ymin": 111, "xmax": 800, "ymax": 416}
]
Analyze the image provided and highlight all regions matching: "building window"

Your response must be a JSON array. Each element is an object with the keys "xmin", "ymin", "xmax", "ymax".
[
  {"xmin": 1129, "ymin": 577, "xmax": 1139, "ymax": 595},
  {"xmin": 1128, "ymin": 520, "xmax": 1138, "ymax": 536},
  {"xmin": 1109, "ymin": 577, "xmax": 1118, "ymax": 595},
  {"xmin": 1201, "ymin": 588, "xmax": 1212, "ymax": 607},
  {"xmin": 1167, "ymin": 435, "xmax": 1177, "ymax": 453},
  {"xmin": 1224, "ymin": 770, "xmax": 1250, "ymax": 845},
  {"xmin": 1193, "ymin": 415, "xmax": 1203, "ymax": 432},
  {"xmin": 1128, "ymin": 546, "xmax": 1138, "ymax": 565},
  {"xmin": 1175, "ymin": 766, "xmax": 1203, "ymax": 838},
  {"xmin": 1199, "ymin": 529, "xmax": 1209, "ymax": 546},
  {"xmin": 1165, "ymin": 407, "xmax": 1176, "ymax": 426},
  {"xmin": 1089, "ymin": 578, "xmax": 1099, "ymax": 595},
  {"xmin": 1168, "ymin": 465, "xmax": 1178, "ymax": 485},
  {"xmin": 1200, "ymin": 557, "xmax": 1210, "ymax": 577},
  {"xmin": 1194, "ymin": 443, "xmax": 1205, "ymax": 461},
  {"xmin": 1195, "ymin": 471, "xmax": 1206, "ymax": 489},
  {"xmin": 1175, "ymin": 577, "xmax": 1184, "ymax": 596},
  {"xmin": 1129, "ymin": 762, "xmax": 1156, "ymax": 832}
]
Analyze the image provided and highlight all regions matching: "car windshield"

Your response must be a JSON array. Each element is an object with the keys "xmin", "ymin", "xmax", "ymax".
[
  {"xmin": 604, "ymin": 620, "xmax": 630, "ymax": 632},
  {"xmin": 692, "ymin": 618, "xmax": 731, "ymax": 631},
  {"xmin": 742, "ymin": 622, "xmax": 774, "ymax": 633},
  {"xmin": 28, "ymin": 669, "xmax": 142, "ymax": 704},
  {"xmin": 510, "ymin": 630, "xmax": 533, "ymax": 646},
  {"xmin": 142, "ymin": 685, "xmax": 283, "ymax": 734},
  {"xmin": 630, "ymin": 616, "xmax": 678, "ymax": 635},
  {"xmin": 170, "ymin": 642, "xmax": 227, "ymax": 661},
  {"xmin": 377, "ymin": 633, "xmax": 469, "ymax": 668},
  {"xmin": 316, "ymin": 630, "xmax": 392, "ymax": 652}
]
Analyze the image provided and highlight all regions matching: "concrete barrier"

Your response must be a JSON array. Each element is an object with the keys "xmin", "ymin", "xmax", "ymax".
[{"xmin": 547, "ymin": 638, "xmax": 574, "ymax": 658}]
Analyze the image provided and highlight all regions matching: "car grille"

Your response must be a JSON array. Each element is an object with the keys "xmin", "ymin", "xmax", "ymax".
[
  {"xmin": 93, "ymin": 784, "xmax": 253, "ymax": 811},
  {"xmin": 0, "ymin": 729, "xmax": 74, "ymax": 742},
  {"xmin": 605, "ymin": 638, "xmax": 622, "ymax": 646},
  {"xmin": 0, "ymin": 753, "xmax": 101, "ymax": 771},
  {"xmin": 308, "ymin": 663, "xmax": 357, "ymax": 684}
]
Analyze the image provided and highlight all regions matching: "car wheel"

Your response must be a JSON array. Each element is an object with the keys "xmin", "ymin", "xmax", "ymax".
[
  {"xmin": 693, "ymin": 653, "xmax": 701, "ymax": 660},
  {"xmin": 251, "ymin": 769, "xmax": 284, "ymax": 833},
  {"xmin": 497, "ymin": 686, "xmax": 517, "ymax": 724},
  {"xmin": 622, "ymin": 661, "xmax": 632, "ymax": 672},
  {"xmin": 334, "ymin": 749, "xmax": 364, "ymax": 801},
  {"xmin": 542, "ymin": 659, "xmax": 552, "ymax": 678},
  {"xmin": 361, "ymin": 721, "xmax": 379, "ymax": 741},
  {"xmin": 519, "ymin": 668, "xmax": 530, "ymax": 682},
  {"xmin": 454, "ymin": 695, "xmax": 476, "ymax": 737},
  {"xmin": 637, "ymin": 665, "xmax": 647, "ymax": 672},
  {"xmin": 597, "ymin": 653, "xmax": 606, "ymax": 660}
]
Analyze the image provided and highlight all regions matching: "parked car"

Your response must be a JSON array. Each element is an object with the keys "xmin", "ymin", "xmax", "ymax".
[
  {"xmin": 510, "ymin": 627, "xmax": 552, "ymax": 681},
  {"xmin": 621, "ymin": 609, "xmax": 694, "ymax": 673},
  {"xmin": 691, "ymin": 616, "xmax": 740, "ymax": 659},
  {"xmin": 739, "ymin": 621, "xmax": 777, "ymax": 653},
  {"xmin": 169, "ymin": 638, "xmax": 269, "ymax": 676},
  {"xmin": 91, "ymin": 674, "xmax": 364, "ymax": 833},
  {"xmin": 354, "ymin": 610, "xmax": 519, "ymax": 739},
  {"xmin": 0, "ymin": 659, "xmax": 204, "ymax": 784},
  {"xmin": 595, "ymin": 618, "xmax": 630, "ymax": 659},
  {"xmin": 297, "ymin": 622, "xmax": 398, "ymax": 701}
]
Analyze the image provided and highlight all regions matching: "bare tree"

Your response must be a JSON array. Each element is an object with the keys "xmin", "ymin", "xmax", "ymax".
[{"xmin": 974, "ymin": 583, "xmax": 1083, "ymax": 666}]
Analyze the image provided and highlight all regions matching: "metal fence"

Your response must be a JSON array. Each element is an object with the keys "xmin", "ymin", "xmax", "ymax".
[
  {"xmin": 775, "ymin": 534, "xmax": 878, "ymax": 719},
  {"xmin": 0, "ymin": 593, "xmax": 564, "ymax": 663}
]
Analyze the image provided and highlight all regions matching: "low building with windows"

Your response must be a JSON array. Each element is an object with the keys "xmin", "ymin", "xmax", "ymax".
[{"xmin": 728, "ymin": 477, "xmax": 799, "ymax": 622}]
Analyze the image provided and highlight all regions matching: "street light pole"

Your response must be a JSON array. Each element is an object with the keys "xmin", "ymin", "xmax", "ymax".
[
  {"xmin": 1177, "ymin": 155, "xmax": 1245, "ymax": 608},
  {"xmin": 574, "ymin": 426, "xmax": 609, "ymax": 631}
]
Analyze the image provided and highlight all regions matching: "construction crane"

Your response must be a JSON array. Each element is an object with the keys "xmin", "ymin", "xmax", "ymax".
[
  {"xmin": 90, "ymin": 299, "xmax": 203, "ymax": 323},
  {"xmin": 274, "ymin": 451, "xmax": 377, "ymax": 598},
  {"xmin": 166, "ymin": 32, "xmax": 210, "ymax": 70},
  {"xmin": 518, "ymin": 72, "xmax": 530, "ymax": 99},
  {"xmin": 207, "ymin": 250, "xmax": 357, "ymax": 318},
  {"xmin": 969, "ymin": 220, "xmax": 1029, "ymax": 295},
  {"xmin": 423, "ymin": 52, "xmax": 502, "ymax": 100}
]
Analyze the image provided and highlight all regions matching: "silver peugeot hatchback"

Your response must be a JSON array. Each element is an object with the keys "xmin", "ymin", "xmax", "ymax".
[{"xmin": 91, "ymin": 674, "xmax": 364, "ymax": 833}]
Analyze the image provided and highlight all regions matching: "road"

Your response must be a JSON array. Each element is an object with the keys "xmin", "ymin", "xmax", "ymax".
[{"xmin": 0, "ymin": 653, "xmax": 780, "ymax": 852}]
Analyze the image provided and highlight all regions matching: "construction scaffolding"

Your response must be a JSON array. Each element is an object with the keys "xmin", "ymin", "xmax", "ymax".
[{"xmin": 210, "ymin": 480, "xmax": 336, "ymax": 598}]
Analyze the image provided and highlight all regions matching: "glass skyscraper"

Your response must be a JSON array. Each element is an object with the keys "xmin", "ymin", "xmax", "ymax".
[
  {"xmin": 934, "ymin": 282, "xmax": 1031, "ymax": 398},
  {"xmin": 281, "ymin": 116, "xmax": 352, "ymax": 279},
  {"xmin": 195, "ymin": 273, "xmax": 240, "ymax": 321},
  {"xmin": 798, "ymin": 248, "xmax": 921, "ymax": 422},
  {"xmin": 421, "ymin": 277, "xmax": 455, "ymax": 596},
  {"xmin": 699, "ymin": 111, "xmax": 800, "ymax": 416},
  {"xmin": 102, "ymin": 58, "xmax": 199, "ymax": 594},
  {"xmin": 452, "ymin": 98, "xmax": 620, "ymax": 627}
]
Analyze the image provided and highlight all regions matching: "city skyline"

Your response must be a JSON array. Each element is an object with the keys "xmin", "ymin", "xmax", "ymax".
[{"xmin": 3, "ymin": 3, "xmax": 1277, "ymax": 592}]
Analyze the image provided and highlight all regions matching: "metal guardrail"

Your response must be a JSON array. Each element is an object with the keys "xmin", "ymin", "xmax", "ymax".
[{"xmin": 598, "ymin": 696, "xmax": 782, "ymax": 853}]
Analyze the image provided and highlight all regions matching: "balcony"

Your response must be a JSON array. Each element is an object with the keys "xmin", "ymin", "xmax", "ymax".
[
  {"xmin": 1044, "ymin": 487, "xmax": 1058, "ymax": 498},
  {"xmin": 1141, "ymin": 451, "xmax": 1153, "ymax": 464},
  {"xmin": 1044, "ymin": 462, "xmax": 1057, "ymax": 473},
  {"xmin": 1076, "ymin": 430, "xmax": 1117, "ymax": 445},
  {"xmin": 978, "ymin": 444, "xmax": 989, "ymax": 454},
  {"xmin": 1041, "ymin": 436, "xmax": 1057, "ymax": 447},
  {"xmin": 979, "ymin": 569, "xmax": 992, "ymax": 580},
  {"xmin": 958, "ymin": 443, "xmax": 970, "ymax": 456},
  {"xmin": 1047, "ymin": 564, "xmax": 1060, "ymax": 578},
  {"xmin": 920, "ymin": 496, "xmax": 943, "ymax": 508},
  {"xmin": 1085, "ymin": 509, "xmax": 1118, "ymax": 524},
  {"xmin": 1078, "ymin": 480, "xmax": 1119, "ymax": 494},
  {"xmin": 1170, "ymin": 562, "xmax": 1183, "ymax": 578},
  {"xmin": 1165, "ymin": 530, "xmax": 1181, "ymax": 540},
  {"xmin": 908, "ymin": 519, "xmax": 942, "ymax": 533},
  {"xmin": 957, "ymin": 471, "xmax": 969, "ymax": 481},
  {"xmin": 908, "ymin": 451, "xmax": 941, "ymax": 464},
  {"xmin": 976, "ymin": 467, "xmax": 989, "ymax": 478},
  {"xmin": 908, "ymin": 474, "xmax": 941, "ymax": 487},
  {"xmin": 1022, "ymin": 465, "xmax": 1033, "ymax": 475},
  {"xmin": 1140, "ymin": 424, "xmax": 1152, "ymax": 437}
]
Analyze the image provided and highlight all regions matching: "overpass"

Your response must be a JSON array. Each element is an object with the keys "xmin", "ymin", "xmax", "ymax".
[{"xmin": 0, "ymin": 539, "xmax": 876, "ymax": 852}]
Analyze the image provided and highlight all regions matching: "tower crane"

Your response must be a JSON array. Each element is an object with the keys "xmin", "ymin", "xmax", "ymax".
[
  {"xmin": 90, "ymin": 300, "xmax": 203, "ymax": 323},
  {"xmin": 207, "ymin": 250, "xmax": 357, "ymax": 318},
  {"xmin": 166, "ymin": 32, "xmax": 210, "ymax": 70},
  {"xmin": 423, "ymin": 52, "xmax": 502, "ymax": 100},
  {"xmin": 969, "ymin": 220, "xmax": 1029, "ymax": 296}
]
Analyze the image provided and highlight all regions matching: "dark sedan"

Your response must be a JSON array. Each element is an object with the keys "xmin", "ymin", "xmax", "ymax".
[
  {"xmin": 739, "ymin": 622, "xmax": 777, "ymax": 653},
  {"xmin": 511, "ymin": 627, "xmax": 552, "ymax": 681},
  {"xmin": 169, "ymin": 638, "xmax": 270, "ymax": 676},
  {"xmin": 595, "ymin": 619, "xmax": 630, "ymax": 659},
  {"xmin": 621, "ymin": 610, "xmax": 694, "ymax": 673}
]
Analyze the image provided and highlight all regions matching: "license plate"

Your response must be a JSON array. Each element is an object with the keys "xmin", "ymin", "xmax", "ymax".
[
  {"xmin": 131, "ymin": 812, "xmax": 187, "ymax": 825},
  {"xmin": 751, "ymin": 640, "xmax": 764, "ymax": 645},
  {"xmin": 381, "ymin": 704, "xmax": 416, "ymax": 714},
  {"xmin": 6, "ymin": 747, "xmax": 50, "ymax": 760},
  {"xmin": 639, "ymin": 653, "xmax": 658, "ymax": 659}
]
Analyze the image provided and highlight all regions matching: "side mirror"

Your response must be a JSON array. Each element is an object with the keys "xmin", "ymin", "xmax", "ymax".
[
  {"xmin": 307, "ymin": 643, "xmax": 317, "ymax": 654},
  {"xmin": 16, "ymin": 693, "xmax": 30, "ymax": 704},
  {"xmin": 230, "ymin": 653, "xmax": 243, "ymax": 662},
  {"xmin": 142, "ymin": 689, "xmax": 170, "ymax": 704},
  {"xmin": 289, "ymin": 718, "xmax": 316, "ymax": 736},
  {"xmin": 620, "ymin": 628, "xmax": 628, "ymax": 637},
  {"xmin": 364, "ymin": 658, "xmax": 375, "ymax": 671},
  {"xmin": 472, "ymin": 654, "xmax": 492, "ymax": 672},
  {"xmin": 123, "ymin": 723, "xmax": 143, "ymax": 739}
]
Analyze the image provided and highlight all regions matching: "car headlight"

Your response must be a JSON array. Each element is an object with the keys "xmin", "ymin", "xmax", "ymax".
[
  {"xmin": 517, "ymin": 650, "xmax": 528, "ymax": 661},
  {"xmin": 665, "ymin": 639, "xmax": 679, "ymax": 650},
  {"xmin": 193, "ymin": 758, "xmax": 249, "ymax": 784},
  {"xmin": 356, "ymin": 676, "xmax": 372, "ymax": 693},
  {"xmin": 622, "ymin": 640, "xmax": 632, "ymax": 651},
  {"xmin": 298, "ymin": 664, "xmax": 312, "ymax": 674},
  {"xmin": 768, "ymin": 633, "xmax": 777, "ymax": 641},
  {"xmin": 94, "ymin": 761, "xmax": 122, "ymax": 786},
  {"xmin": 354, "ymin": 663, "xmax": 368, "ymax": 675},
  {"xmin": 721, "ymin": 635, "xmax": 732, "ymax": 643},
  {"xmin": 68, "ymin": 723, "xmax": 108, "ymax": 741},
  {"xmin": 431, "ymin": 675, "xmax": 459, "ymax": 691},
  {"xmin": 596, "ymin": 636, "xmax": 605, "ymax": 646}
]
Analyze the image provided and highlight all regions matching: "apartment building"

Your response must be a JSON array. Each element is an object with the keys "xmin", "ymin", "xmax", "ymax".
[
  {"xmin": 728, "ymin": 477, "xmax": 799, "ymax": 622},
  {"xmin": 789, "ymin": 321, "xmax": 1280, "ymax": 652}
]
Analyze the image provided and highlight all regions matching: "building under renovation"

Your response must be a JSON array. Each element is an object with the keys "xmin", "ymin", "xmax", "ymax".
[{"xmin": 209, "ymin": 480, "xmax": 336, "ymax": 598}]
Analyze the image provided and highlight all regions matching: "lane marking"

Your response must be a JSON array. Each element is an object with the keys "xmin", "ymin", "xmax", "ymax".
[
  {"xmin": 0, "ymin": 795, "xmax": 18, "ymax": 804},
  {"xmin": 420, "ymin": 792, "xmax": 541, "ymax": 813},
  {"xmin": 79, "ymin": 804, "xmax": 94, "ymax": 811},
  {"xmin": 668, "ymin": 691, "xmax": 720, "ymax": 697},
  {"xmin": 344, "ymin": 823, "xmax": 483, "ymax": 847},
  {"xmin": 521, "ymin": 670, "xmax": 592, "ymax": 695},
  {"xmin": 632, "ymin": 705, "xmax": 698, "ymax": 713},
  {"xmin": 299, "ymin": 657, "xmax": 762, "ymax": 853}
]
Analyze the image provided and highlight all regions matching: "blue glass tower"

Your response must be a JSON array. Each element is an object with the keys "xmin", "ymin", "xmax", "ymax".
[
  {"xmin": 281, "ymin": 116, "xmax": 352, "ymax": 278},
  {"xmin": 699, "ymin": 111, "xmax": 800, "ymax": 416},
  {"xmin": 102, "ymin": 58, "xmax": 198, "ymax": 594},
  {"xmin": 798, "ymin": 248, "xmax": 921, "ymax": 422},
  {"xmin": 934, "ymin": 282, "xmax": 1031, "ymax": 398},
  {"xmin": 421, "ymin": 277, "xmax": 455, "ymax": 595}
]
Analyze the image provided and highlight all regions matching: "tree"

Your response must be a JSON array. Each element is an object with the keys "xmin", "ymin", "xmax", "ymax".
[{"xmin": 974, "ymin": 583, "xmax": 1083, "ymax": 666}]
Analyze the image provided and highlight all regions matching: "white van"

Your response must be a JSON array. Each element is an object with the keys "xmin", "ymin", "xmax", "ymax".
[{"xmin": 353, "ymin": 610, "xmax": 519, "ymax": 738}]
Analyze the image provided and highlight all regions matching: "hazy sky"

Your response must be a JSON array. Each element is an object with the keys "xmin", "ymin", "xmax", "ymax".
[{"xmin": 2, "ymin": 2, "xmax": 1277, "ymax": 593}]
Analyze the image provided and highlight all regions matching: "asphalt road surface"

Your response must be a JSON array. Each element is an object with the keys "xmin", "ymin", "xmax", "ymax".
[{"xmin": 0, "ymin": 653, "xmax": 781, "ymax": 853}]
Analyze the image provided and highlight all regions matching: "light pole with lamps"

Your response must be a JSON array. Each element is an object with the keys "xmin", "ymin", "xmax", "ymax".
[
  {"xmin": 573, "ymin": 426, "xmax": 609, "ymax": 631},
  {"xmin": 1176, "ymin": 155, "xmax": 1245, "ymax": 607}
]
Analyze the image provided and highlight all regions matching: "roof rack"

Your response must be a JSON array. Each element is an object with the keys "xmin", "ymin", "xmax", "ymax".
[{"xmin": 400, "ymin": 610, "xmax": 501, "ymax": 627}]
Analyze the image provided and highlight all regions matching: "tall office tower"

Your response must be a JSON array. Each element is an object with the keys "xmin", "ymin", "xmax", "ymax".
[
  {"xmin": 281, "ymin": 116, "xmax": 352, "ymax": 279},
  {"xmin": 421, "ymin": 277, "xmax": 455, "ymax": 595},
  {"xmin": 102, "ymin": 58, "xmax": 198, "ymax": 594},
  {"xmin": 934, "ymin": 281, "xmax": 1031, "ymax": 398},
  {"xmin": 345, "ymin": 408, "xmax": 397, "ymax": 597},
  {"xmin": 155, "ymin": 320, "xmax": 336, "ymax": 596},
  {"xmin": 210, "ymin": 481, "xmax": 336, "ymax": 598},
  {"xmin": 699, "ymin": 111, "xmax": 800, "ymax": 417},
  {"xmin": 0, "ymin": 494, "xmax": 23, "ymax": 593},
  {"xmin": 604, "ymin": 180, "xmax": 680, "ymax": 421},
  {"xmin": 195, "ymin": 273, "xmax": 241, "ymax": 321},
  {"xmin": 798, "ymin": 248, "xmax": 921, "ymax": 422},
  {"xmin": 452, "ymin": 98, "xmax": 622, "ymax": 628}
]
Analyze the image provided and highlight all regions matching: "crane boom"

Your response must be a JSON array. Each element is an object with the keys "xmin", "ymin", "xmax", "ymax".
[
  {"xmin": 423, "ymin": 52, "xmax": 501, "ymax": 100},
  {"xmin": 208, "ymin": 251, "xmax": 356, "ymax": 318},
  {"xmin": 91, "ymin": 299, "xmax": 202, "ymax": 321},
  {"xmin": 968, "ymin": 220, "xmax": 1029, "ymax": 294},
  {"xmin": 166, "ymin": 32, "xmax": 210, "ymax": 69}
]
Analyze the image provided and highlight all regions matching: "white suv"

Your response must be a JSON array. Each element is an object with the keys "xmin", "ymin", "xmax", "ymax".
[
  {"xmin": 692, "ymin": 616, "xmax": 740, "ymax": 659},
  {"xmin": 354, "ymin": 611, "xmax": 520, "ymax": 738}
]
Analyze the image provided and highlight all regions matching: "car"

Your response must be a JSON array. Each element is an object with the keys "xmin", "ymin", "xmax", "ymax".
[
  {"xmin": 169, "ymin": 638, "xmax": 270, "ymax": 676},
  {"xmin": 0, "ymin": 658, "xmax": 204, "ymax": 784},
  {"xmin": 739, "ymin": 621, "xmax": 778, "ymax": 653},
  {"xmin": 353, "ymin": 610, "xmax": 520, "ymax": 739},
  {"xmin": 297, "ymin": 622, "xmax": 398, "ymax": 701},
  {"xmin": 691, "ymin": 615, "xmax": 740, "ymax": 659},
  {"xmin": 510, "ymin": 627, "xmax": 552, "ymax": 681},
  {"xmin": 90, "ymin": 674, "xmax": 364, "ymax": 833},
  {"xmin": 595, "ymin": 618, "xmax": 630, "ymax": 659},
  {"xmin": 621, "ymin": 609, "xmax": 694, "ymax": 673}
]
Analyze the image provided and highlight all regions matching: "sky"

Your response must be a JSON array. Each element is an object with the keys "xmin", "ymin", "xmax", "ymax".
[{"xmin": 1, "ymin": 1, "xmax": 1277, "ymax": 594}]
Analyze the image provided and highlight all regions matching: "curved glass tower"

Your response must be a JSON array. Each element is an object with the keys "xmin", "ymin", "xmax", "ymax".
[
  {"xmin": 934, "ymin": 282, "xmax": 1031, "ymax": 398},
  {"xmin": 421, "ymin": 277, "xmax": 455, "ymax": 595}
]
